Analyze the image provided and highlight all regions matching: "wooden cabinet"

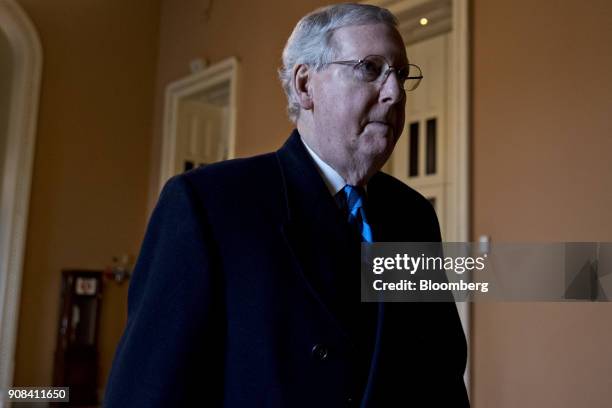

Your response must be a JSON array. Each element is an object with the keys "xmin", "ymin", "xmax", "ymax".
[{"xmin": 53, "ymin": 270, "xmax": 103, "ymax": 406}]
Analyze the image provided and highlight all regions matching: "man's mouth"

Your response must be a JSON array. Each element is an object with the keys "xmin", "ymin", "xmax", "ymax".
[
  {"xmin": 369, "ymin": 120, "xmax": 392, "ymax": 127},
  {"xmin": 367, "ymin": 121, "xmax": 394, "ymax": 133}
]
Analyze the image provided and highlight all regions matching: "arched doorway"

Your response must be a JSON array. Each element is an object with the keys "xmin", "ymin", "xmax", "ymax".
[{"xmin": 0, "ymin": 0, "xmax": 42, "ymax": 392}]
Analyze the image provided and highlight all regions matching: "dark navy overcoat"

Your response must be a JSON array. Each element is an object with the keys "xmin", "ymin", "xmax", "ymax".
[{"xmin": 104, "ymin": 130, "xmax": 469, "ymax": 407}]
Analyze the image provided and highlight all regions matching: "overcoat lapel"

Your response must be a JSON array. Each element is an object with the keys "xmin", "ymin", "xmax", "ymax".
[
  {"xmin": 276, "ymin": 130, "xmax": 360, "ymax": 339},
  {"xmin": 276, "ymin": 131, "xmax": 394, "ymax": 407}
]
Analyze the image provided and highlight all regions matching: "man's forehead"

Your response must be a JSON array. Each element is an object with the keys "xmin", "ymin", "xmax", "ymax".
[{"xmin": 330, "ymin": 23, "xmax": 408, "ymax": 63}]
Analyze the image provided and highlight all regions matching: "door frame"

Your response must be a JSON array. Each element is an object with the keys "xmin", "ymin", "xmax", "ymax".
[
  {"xmin": 367, "ymin": 0, "xmax": 470, "ymax": 242},
  {"xmin": 0, "ymin": 0, "xmax": 43, "ymax": 394},
  {"xmin": 366, "ymin": 0, "xmax": 472, "ymax": 394},
  {"xmin": 159, "ymin": 57, "xmax": 238, "ymax": 190}
]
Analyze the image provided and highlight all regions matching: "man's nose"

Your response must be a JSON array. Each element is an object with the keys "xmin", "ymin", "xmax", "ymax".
[{"xmin": 379, "ymin": 70, "xmax": 405, "ymax": 105}]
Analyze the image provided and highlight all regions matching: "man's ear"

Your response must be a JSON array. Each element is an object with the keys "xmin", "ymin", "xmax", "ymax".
[{"xmin": 292, "ymin": 64, "xmax": 314, "ymax": 110}]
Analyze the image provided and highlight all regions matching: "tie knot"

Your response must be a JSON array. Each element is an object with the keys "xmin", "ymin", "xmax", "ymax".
[
  {"xmin": 341, "ymin": 184, "xmax": 372, "ymax": 242},
  {"xmin": 343, "ymin": 185, "xmax": 366, "ymax": 213}
]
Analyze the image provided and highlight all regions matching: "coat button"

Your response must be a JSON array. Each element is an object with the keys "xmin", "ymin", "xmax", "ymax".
[{"xmin": 311, "ymin": 344, "xmax": 329, "ymax": 361}]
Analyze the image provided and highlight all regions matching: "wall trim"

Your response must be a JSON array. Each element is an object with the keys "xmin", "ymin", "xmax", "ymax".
[{"xmin": 0, "ymin": 0, "xmax": 43, "ymax": 399}]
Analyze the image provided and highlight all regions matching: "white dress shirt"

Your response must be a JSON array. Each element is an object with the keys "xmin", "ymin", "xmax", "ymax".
[{"xmin": 300, "ymin": 136, "xmax": 346, "ymax": 196}]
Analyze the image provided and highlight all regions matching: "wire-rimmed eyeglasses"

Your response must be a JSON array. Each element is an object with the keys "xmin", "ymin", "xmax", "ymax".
[{"xmin": 328, "ymin": 55, "xmax": 423, "ymax": 91}]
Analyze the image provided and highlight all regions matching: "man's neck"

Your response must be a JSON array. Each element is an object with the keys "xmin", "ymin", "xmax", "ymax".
[
  {"xmin": 300, "ymin": 135, "xmax": 346, "ymax": 195},
  {"xmin": 297, "ymin": 123, "xmax": 373, "ymax": 186}
]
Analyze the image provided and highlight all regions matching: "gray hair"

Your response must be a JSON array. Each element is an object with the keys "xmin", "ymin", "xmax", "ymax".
[{"xmin": 278, "ymin": 3, "xmax": 398, "ymax": 123}]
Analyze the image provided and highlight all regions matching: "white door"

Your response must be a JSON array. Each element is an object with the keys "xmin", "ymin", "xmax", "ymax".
[
  {"xmin": 390, "ymin": 33, "xmax": 451, "ymax": 239},
  {"xmin": 175, "ymin": 100, "xmax": 229, "ymax": 174}
]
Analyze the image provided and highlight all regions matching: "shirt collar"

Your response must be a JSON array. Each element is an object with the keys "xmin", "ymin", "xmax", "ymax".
[{"xmin": 301, "ymin": 136, "xmax": 346, "ymax": 196}]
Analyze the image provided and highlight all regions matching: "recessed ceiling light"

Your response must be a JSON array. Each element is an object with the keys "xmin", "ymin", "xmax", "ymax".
[{"xmin": 420, "ymin": 17, "xmax": 429, "ymax": 26}]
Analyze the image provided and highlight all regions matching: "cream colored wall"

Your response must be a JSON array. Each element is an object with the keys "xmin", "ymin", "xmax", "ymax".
[
  {"xmin": 13, "ymin": 0, "xmax": 161, "ymax": 392},
  {"xmin": 471, "ymin": 0, "xmax": 612, "ymax": 406}
]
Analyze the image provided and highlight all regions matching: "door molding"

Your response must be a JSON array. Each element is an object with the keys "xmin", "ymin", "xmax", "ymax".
[
  {"xmin": 159, "ymin": 57, "xmax": 238, "ymax": 190},
  {"xmin": 0, "ymin": 0, "xmax": 43, "ymax": 394},
  {"xmin": 365, "ymin": 0, "xmax": 471, "ymax": 396},
  {"xmin": 368, "ymin": 0, "xmax": 470, "ymax": 243}
]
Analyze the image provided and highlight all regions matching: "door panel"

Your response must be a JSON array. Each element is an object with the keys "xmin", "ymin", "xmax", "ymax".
[
  {"xmin": 175, "ymin": 100, "xmax": 228, "ymax": 173},
  {"xmin": 391, "ymin": 33, "xmax": 449, "ymax": 238}
]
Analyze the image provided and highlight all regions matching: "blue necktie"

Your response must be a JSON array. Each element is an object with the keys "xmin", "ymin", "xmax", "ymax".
[{"xmin": 342, "ymin": 185, "xmax": 373, "ymax": 243}]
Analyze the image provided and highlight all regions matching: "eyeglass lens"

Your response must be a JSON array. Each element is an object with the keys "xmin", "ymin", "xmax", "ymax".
[{"xmin": 355, "ymin": 56, "xmax": 421, "ymax": 91}]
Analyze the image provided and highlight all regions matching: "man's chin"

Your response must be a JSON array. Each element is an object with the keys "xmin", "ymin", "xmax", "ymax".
[{"xmin": 360, "ymin": 143, "xmax": 394, "ymax": 170}]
